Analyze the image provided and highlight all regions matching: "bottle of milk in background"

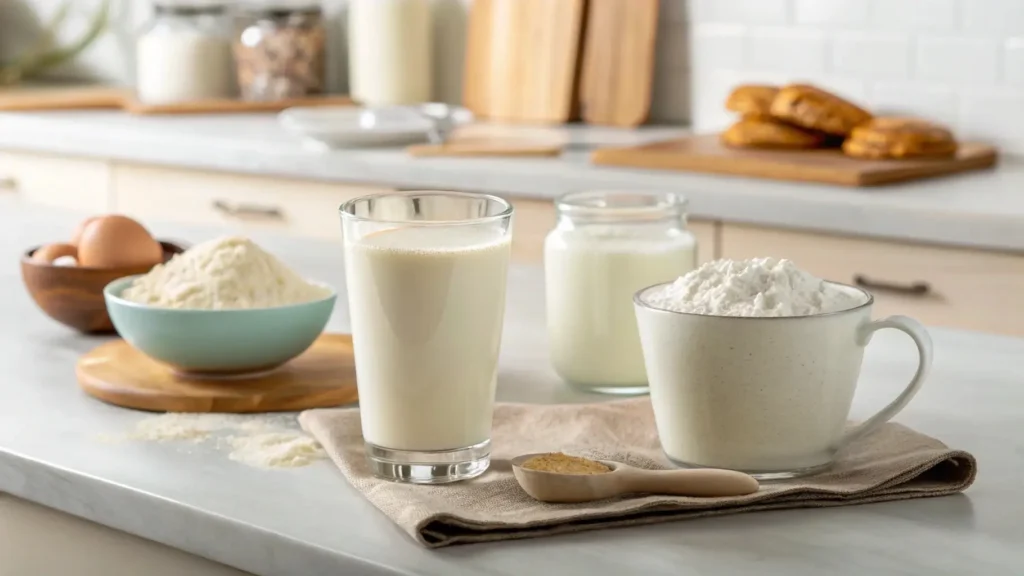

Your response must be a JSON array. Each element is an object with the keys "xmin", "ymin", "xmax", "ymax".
[
  {"xmin": 544, "ymin": 191, "xmax": 696, "ymax": 395},
  {"xmin": 348, "ymin": 0, "xmax": 433, "ymax": 106}
]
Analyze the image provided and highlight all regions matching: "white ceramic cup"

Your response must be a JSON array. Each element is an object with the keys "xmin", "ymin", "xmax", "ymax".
[{"xmin": 633, "ymin": 282, "xmax": 933, "ymax": 479}]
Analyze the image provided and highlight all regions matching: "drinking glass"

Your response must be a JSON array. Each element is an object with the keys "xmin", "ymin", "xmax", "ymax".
[{"xmin": 340, "ymin": 191, "xmax": 513, "ymax": 483}]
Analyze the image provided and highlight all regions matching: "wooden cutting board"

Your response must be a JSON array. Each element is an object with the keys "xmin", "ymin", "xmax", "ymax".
[
  {"xmin": 407, "ymin": 137, "xmax": 562, "ymax": 157},
  {"xmin": 76, "ymin": 333, "xmax": 358, "ymax": 413},
  {"xmin": 591, "ymin": 135, "xmax": 999, "ymax": 187},
  {"xmin": 0, "ymin": 85, "xmax": 354, "ymax": 115},
  {"xmin": 0, "ymin": 85, "xmax": 127, "ymax": 111},
  {"xmin": 463, "ymin": 0, "xmax": 586, "ymax": 124},
  {"xmin": 580, "ymin": 0, "xmax": 659, "ymax": 127},
  {"xmin": 124, "ymin": 95, "xmax": 355, "ymax": 115}
]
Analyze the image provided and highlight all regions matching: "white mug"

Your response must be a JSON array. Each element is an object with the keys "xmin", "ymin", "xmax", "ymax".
[{"xmin": 633, "ymin": 282, "xmax": 933, "ymax": 479}]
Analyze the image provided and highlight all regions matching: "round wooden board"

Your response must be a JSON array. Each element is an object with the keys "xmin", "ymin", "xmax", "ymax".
[{"xmin": 76, "ymin": 333, "xmax": 359, "ymax": 413}]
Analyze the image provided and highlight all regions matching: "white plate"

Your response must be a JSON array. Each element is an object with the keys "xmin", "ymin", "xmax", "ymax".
[{"xmin": 278, "ymin": 106, "xmax": 434, "ymax": 148}]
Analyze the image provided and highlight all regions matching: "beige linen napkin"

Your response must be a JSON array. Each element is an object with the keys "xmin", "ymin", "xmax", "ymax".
[{"xmin": 299, "ymin": 399, "xmax": 976, "ymax": 548}]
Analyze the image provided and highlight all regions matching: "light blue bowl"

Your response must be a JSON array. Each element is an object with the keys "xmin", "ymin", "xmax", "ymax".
[{"xmin": 104, "ymin": 275, "xmax": 337, "ymax": 375}]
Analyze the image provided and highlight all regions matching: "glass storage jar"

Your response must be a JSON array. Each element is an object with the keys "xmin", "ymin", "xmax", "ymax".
[
  {"xmin": 544, "ymin": 191, "xmax": 697, "ymax": 395},
  {"xmin": 136, "ymin": 0, "xmax": 235, "ymax": 104},
  {"xmin": 233, "ymin": 1, "xmax": 326, "ymax": 100}
]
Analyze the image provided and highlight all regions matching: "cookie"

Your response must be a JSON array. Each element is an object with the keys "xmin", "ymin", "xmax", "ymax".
[
  {"xmin": 842, "ymin": 117, "xmax": 958, "ymax": 159},
  {"xmin": 720, "ymin": 117, "xmax": 827, "ymax": 149},
  {"xmin": 769, "ymin": 84, "xmax": 872, "ymax": 136},
  {"xmin": 725, "ymin": 85, "xmax": 779, "ymax": 117}
]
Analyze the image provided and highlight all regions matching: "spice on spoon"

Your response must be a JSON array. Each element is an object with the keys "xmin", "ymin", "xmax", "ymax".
[{"xmin": 521, "ymin": 452, "xmax": 611, "ymax": 475}]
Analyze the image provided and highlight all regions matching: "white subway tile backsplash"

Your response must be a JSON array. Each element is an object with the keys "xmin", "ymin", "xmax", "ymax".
[
  {"xmin": 959, "ymin": 90, "xmax": 1024, "ymax": 153},
  {"xmin": 868, "ymin": 0, "xmax": 958, "ymax": 32},
  {"xmin": 747, "ymin": 28, "xmax": 828, "ymax": 75},
  {"xmin": 1005, "ymin": 38, "xmax": 1024, "ymax": 87},
  {"xmin": 832, "ymin": 33, "xmax": 910, "ymax": 78},
  {"xmin": 916, "ymin": 37, "xmax": 1000, "ymax": 84},
  {"xmin": 964, "ymin": 0, "xmax": 1024, "ymax": 35},
  {"xmin": 692, "ymin": 24, "xmax": 745, "ymax": 71},
  {"xmin": 690, "ymin": 0, "xmax": 789, "ymax": 25},
  {"xmin": 793, "ymin": 0, "xmax": 868, "ymax": 27},
  {"xmin": 690, "ymin": 0, "xmax": 1024, "ymax": 152},
  {"xmin": 869, "ymin": 82, "xmax": 959, "ymax": 121}
]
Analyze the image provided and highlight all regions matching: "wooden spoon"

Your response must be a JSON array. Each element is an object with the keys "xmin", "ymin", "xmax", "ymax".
[{"xmin": 510, "ymin": 453, "xmax": 760, "ymax": 503}]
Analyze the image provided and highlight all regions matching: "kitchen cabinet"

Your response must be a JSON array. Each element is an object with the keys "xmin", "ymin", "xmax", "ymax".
[
  {"xmin": 0, "ymin": 151, "xmax": 110, "ymax": 212},
  {"xmin": 110, "ymin": 163, "xmax": 718, "ymax": 265},
  {"xmin": 112, "ymin": 164, "xmax": 391, "ymax": 241},
  {"xmin": 720, "ymin": 223, "xmax": 1024, "ymax": 337},
  {"xmin": 0, "ymin": 494, "xmax": 250, "ymax": 575}
]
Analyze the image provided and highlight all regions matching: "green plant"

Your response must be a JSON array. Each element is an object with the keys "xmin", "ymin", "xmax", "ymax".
[{"xmin": 0, "ymin": 0, "xmax": 112, "ymax": 86}]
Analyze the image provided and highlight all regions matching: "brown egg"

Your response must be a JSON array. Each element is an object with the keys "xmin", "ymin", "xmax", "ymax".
[
  {"xmin": 32, "ymin": 243, "xmax": 78, "ymax": 264},
  {"xmin": 70, "ymin": 216, "xmax": 100, "ymax": 247},
  {"xmin": 77, "ymin": 215, "xmax": 163, "ymax": 269}
]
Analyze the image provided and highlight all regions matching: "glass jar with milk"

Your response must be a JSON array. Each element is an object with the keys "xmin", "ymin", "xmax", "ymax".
[
  {"xmin": 136, "ymin": 0, "xmax": 235, "ymax": 104},
  {"xmin": 544, "ymin": 191, "xmax": 696, "ymax": 395}
]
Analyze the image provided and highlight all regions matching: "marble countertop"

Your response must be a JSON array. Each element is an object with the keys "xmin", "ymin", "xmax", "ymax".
[
  {"xmin": 1, "ymin": 197, "xmax": 1022, "ymax": 575},
  {"xmin": 1, "ymin": 111, "xmax": 1024, "ymax": 253}
]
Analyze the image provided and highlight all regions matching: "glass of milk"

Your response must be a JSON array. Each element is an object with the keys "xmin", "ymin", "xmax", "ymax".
[
  {"xmin": 544, "ymin": 191, "xmax": 697, "ymax": 395},
  {"xmin": 340, "ymin": 191, "xmax": 513, "ymax": 483}
]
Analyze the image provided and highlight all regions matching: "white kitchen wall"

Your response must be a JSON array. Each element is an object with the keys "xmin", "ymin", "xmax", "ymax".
[
  {"xmin": 689, "ymin": 0, "xmax": 1024, "ymax": 153},
  {"xmin": 0, "ymin": 0, "xmax": 693, "ymax": 124}
]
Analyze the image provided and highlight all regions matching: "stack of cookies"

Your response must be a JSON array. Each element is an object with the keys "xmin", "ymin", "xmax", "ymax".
[{"xmin": 720, "ymin": 83, "xmax": 958, "ymax": 160}]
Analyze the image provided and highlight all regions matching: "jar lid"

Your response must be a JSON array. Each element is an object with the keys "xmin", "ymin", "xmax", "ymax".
[
  {"xmin": 238, "ymin": 0, "xmax": 322, "ymax": 17},
  {"xmin": 554, "ymin": 190, "xmax": 688, "ymax": 223}
]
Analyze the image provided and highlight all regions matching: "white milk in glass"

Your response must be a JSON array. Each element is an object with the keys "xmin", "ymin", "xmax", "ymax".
[{"xmin": 345, "ymin": 226, "xmax": 511, "ymax": 451}]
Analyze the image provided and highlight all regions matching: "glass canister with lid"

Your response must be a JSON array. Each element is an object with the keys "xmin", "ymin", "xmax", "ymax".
[
  {"xmin": 135, "ymin": 0, "xmax": 235, "ymax": 104},
  {"xmin": 233, "ymin": 1, "xmax": 326, "ymax": 100},
  {"xmin": 544, "ymin": 191, "xmax": 697, "ymax": 395}
]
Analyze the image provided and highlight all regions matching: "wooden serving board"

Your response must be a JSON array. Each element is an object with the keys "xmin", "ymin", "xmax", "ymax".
[
  {"xmin": 0, "ymin": 85, "xmax": 354, "ymax": 115},
  {"xmin": 77, "ymin": 333, "xmax": 358, "ymax": 413},
  {"xmin": 591, "ymin": 135, "xmax": 999, "ymax": 187},
  {"xmin": 0, "ymin": 85, "xmax": 127, "ymax": 111},
  {"xmin": 463, "ymin": 0, "xmax": 586, "ymax": 124},
  {"xmin": 123, "ymin": 95, "xmax": 355, "ymax": 115},
  {"xmin": 407, "ymin": 137, "xmax": 562, "ymax": 157},
  {"xmin": 580, "ymin": 0, "xmax": 659, "ymax": 127}
]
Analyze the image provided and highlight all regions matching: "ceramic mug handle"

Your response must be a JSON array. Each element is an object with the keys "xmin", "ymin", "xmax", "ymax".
[{"xmin": 837, "ymin": 315, "xmax": 933, "ymax": 448}]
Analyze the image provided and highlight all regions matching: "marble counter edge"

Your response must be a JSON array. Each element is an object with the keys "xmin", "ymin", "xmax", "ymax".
[
  {"xmin": 1, "ymin": 113, "xmax": 1023, "ymax": 253},
  {"xmin": 0, "ymin": 450, "xmax": 402, "ymax": 576}
]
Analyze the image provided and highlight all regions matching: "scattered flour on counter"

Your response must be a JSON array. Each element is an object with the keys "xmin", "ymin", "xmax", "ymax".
[
  {"xmin": 130, "ymin": 413, "xmax": 247, "ymax": 442},
  {"xmin": 114, "ymin": 412, "xmax": 324, "ymax": 469},
  {"xmin": 644, "ymin": 257, "xmax": 866, "ymax": 317},
  {"xmin": 121, "ymin": 235, "xmax": 332, "ymax": 309},
  {"xmin": 227, "ymin": 432, "xmax": 326, "ymax": 469}
]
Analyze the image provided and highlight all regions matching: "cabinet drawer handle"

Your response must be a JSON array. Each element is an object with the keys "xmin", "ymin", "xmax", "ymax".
[
  {"xmin": 0, "ymin": 176, "xmax": 17, "ymax": 191},
  {"xmin": 212, "ymin": 200, "xmax": 284, "ymax": 220},
  {"xmin": 853, "ymin": 274, "xmax": 931, "ymax": 296}
]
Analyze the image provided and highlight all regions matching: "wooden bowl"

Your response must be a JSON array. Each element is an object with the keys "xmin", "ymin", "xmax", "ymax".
[{"xmin": 21, "ymin": 241, "xmax": 185, "ymax": 334}]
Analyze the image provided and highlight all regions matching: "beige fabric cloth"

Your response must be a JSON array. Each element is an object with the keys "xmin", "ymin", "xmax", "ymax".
[{"xmin": 299, "ymin": 398, "xmax": 976, "ymax": 549}]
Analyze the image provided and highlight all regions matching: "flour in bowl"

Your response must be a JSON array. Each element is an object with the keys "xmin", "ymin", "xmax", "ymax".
[
  {"xmin": 643, "ymin": 257, "xmax": 865, "ymax": 317},
  {"xmin": 122, "ymin": 236, "xmax": 331, "ymax": 309}
]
